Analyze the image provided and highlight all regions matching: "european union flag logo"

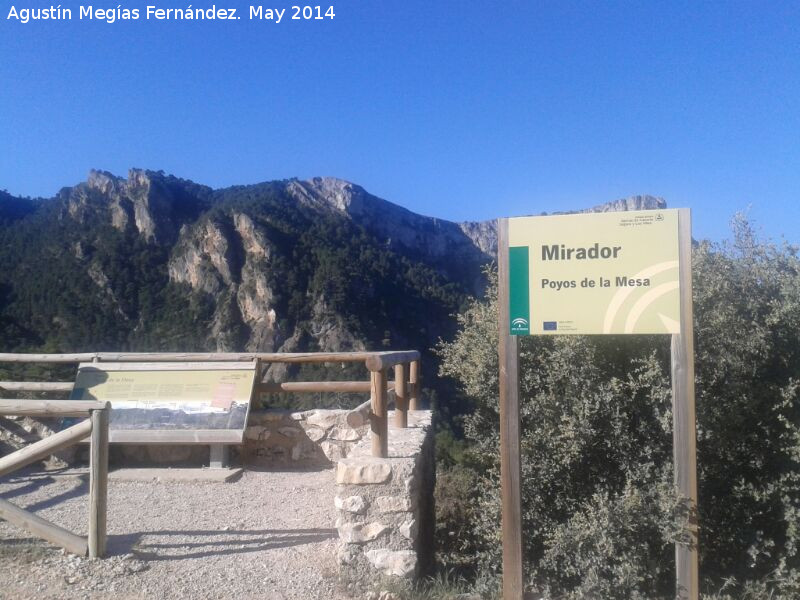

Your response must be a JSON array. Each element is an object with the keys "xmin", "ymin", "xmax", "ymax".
[{"xmin": 543, "ymin": 321, "xmax": 557, "ymax": 331}]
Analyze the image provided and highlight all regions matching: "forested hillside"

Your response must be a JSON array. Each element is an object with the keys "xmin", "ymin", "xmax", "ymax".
[{"xmin": 0, "ymin": 170, "xmax": 498, "ymax": 411}]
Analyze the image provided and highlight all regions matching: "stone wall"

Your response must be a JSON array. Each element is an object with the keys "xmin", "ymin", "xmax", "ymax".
[
  {"xmin": 334, "ymin": 410, "xmax": 434, "ymax": 594},
  {"xmin": 1, "ymin": 408, "xmax": 369, "ymax": 469},
  {"xmin": 240, "ymin": 409, "xmax": 369, "ymax": 468}
]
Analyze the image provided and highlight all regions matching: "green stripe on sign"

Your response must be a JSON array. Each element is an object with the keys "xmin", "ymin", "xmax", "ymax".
[{"xmin": 509, "ymin": 246, "xmax": 530, "ymax": 335}]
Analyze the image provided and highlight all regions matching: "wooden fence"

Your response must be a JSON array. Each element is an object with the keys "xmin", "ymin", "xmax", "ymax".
[
  {"xmin": 0, "ymin": 399, "xmax": 109, "ymax": 557},
  {"xmin": 0, "ymin": 351, "xmax": 421, "ymax": 459}
]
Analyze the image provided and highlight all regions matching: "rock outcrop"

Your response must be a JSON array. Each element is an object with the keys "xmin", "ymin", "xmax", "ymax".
[{"xmin": 581, "ymin": 194, "xmax": 667, "ymax": 213}]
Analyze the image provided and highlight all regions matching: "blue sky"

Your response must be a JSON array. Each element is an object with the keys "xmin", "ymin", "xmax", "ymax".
[{"xmin": 2, "ymin": 1, "xmax": 799, "ymax": 243}]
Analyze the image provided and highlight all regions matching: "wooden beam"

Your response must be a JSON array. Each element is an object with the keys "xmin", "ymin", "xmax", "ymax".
[
  {"xmin": 0, "ymin": 382, "xmax": 74, "ymax": 393},
  {"xmin": 346, "ymin": 399, "xmax": 373, "ymax": 428},
  {"xmin": 88, "ymin": 406, "xmax": 109, "ymax": 558},
  {"xmin": 0, "ymin": 497, "xmax": 87, "ymax": 556},
  {"xmin": 394, "ymin": 363, "xmax": 408, "ymax": 428},
  {"xmin": 409, "ymin": 359, "xmax": 420, "ymax": 410},
  {"xmin": 259, "ymin": 381, "xmax": 395, "ymax": 394},
  {"xmin": 0, "ymin": 353, "xmax": 95, "ymax": 363},
  {"xmin": 77, "ymin": 361, "xmax": 256, "ymax": 372},
  {"xmin": 498, "ymin": 217, "xmax": 525, "ymax": 600},
  {"xmin": 0, "ymin": 351, "xmax": 419, "ymax": 364},
  {"xmin": 365, "ymin": 351, "xmax": 421, "ymax": 372},
  {"xmin": 672, "ymin": 208, "xmax": 699, "ymax": 600},
  {"xmin": 0, "ymin": 418, "xmax": 93, "ymax": 478},
  {"xmin": 0, "ymin": 400, "xmax": 107, "ymax": 417},
  {"xmin": 370, "ymin": 370, "xmax": 389, "ymax": 458}
]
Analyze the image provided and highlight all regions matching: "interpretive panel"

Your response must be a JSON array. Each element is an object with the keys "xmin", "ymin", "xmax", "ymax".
[
  {"xmin": 70, "ymin": 362, "xmax": 256, "ymax": 437},
  {"xmin": 508, "ymin": 209, "xmax": 681, "ymax": 335}
]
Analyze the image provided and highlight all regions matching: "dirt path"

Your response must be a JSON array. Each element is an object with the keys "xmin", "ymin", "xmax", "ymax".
[{"xmin": 0, "ymin": 467, "xmax": 349, "ymax": 600}]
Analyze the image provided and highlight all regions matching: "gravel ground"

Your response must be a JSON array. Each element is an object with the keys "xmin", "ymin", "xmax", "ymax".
[{"xmin": 0, "ymin": 467, "xmax": 350, "ymax": 600}]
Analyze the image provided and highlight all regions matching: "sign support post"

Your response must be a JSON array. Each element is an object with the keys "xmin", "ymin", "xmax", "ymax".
[
  {"xmin": 671, "ymin": 208, "xmax": 699, "ymax": 600},
  {"xmin": 498, "ymin": 217, "xmax": 525, "ymax": 600},
  {"xmin": 497, "ymin": 208, "xmax": 697, "ymax": 600}
]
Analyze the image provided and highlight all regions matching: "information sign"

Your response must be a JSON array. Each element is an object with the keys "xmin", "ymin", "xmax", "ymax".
[
  {"xmin": 508, "ymin": 209, "xmax": 680, "ymax": 335},
  {"xmin": 70, "ymin": 362, "xmax": 256, "ymax": 434}
]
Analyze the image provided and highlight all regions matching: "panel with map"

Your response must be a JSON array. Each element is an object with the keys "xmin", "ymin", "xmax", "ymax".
[{"xmin": 70, "ymin": 362, "xmax": 257, "ymax": 436}]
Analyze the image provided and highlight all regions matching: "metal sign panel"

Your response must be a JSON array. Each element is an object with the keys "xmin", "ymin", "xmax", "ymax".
[
  {"xmin": 70, "ymin": 362, "xmax": 256, "ymax": 437},
  {"xmin": 507, "ymin": 209, "xmax": 681, "ymax": 335}
]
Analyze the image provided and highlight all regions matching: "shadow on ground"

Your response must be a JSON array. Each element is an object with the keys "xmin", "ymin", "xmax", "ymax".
[
  {"xmin": 0, "ymin": 472, "xmax": 88, "ymax": 512},
  {"xmin": 108, "ymin": 527, "xmax": 337, "ymax": 560}
]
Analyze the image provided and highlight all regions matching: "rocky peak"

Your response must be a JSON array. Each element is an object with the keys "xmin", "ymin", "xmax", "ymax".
[
  {"xmin": 287, "ymin": 177, "xmax": 495, "ymax": 292},
  {"xmin": 582, "ymin": 194, "xmax": 667, "ymax": 213},
  {"xmin": 69, "ymin": 169, "xmax": 181, "ymax": 244},
  {"xmin": 287, "ymin": 177, "xmax": 375, "ymax": 216},
  {"xmin": 86, "ymin": 169, "xmax": 124, "ymax": 195}
]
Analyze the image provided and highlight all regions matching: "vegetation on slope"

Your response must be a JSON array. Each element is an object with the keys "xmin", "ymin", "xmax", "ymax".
[{"xmin": 435, "ymin": 217, "xmax": 800, "ymax": 598}]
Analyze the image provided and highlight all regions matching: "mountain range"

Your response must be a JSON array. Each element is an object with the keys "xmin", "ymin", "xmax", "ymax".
[{"xmin": 0, "ymin": 169, "xmax": 664, "ymax": 407}]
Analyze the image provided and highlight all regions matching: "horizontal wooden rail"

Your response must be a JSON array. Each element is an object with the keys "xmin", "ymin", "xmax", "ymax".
[
  {"xmin": 0, "ymin": 351, "xmax": 418, "ymax": 364},
  {"xmin": 0, "ymin": 353, "xmax": 98, "ymax": 363},
  {"xmin": 0, "ymin": 497, "xmax": 88, "ymax": 556},
  {"xmin": 0, "ymin": 381, "xmax": 74, "ymax": 392},
  {"xmin": 0, "ymin": 418, "xmax": 93, "ymax": 478},
  {"xmin": 365, "ymin": 351, "xmax": 421, "ymax": 372},
  {"xmin": 259, "ymin": 381, "xmax": 396, "ymax": 394},
  {"xmin": 0, "ymin": 400, "xmax": 108, "ymax": 417}
]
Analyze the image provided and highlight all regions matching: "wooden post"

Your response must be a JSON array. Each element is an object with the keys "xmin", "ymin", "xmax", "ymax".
[
  {"xmin": 409, "ymin": 359, "xmax": 420, "ymax": 410},
  {"xmin": 672, "ymin": 208, "xmax": 699, "ymax": 600},
  {"xmin": 394, "ymin": 363, "xmax": 408, "ymax": 428},
  {"xmin": 498, "ymin": 218, "xmax": 525, "ymax": 599},
  {"xmin": 370, "ymin": 369, "xmax": 389, "ymax": 458},
  {"xmin": 88, "ymin": 405, "xmax": 109, "ymax": 558}
]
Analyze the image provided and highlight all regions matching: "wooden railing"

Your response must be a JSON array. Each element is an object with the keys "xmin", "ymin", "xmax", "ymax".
[
  {"xmin": 0, "ymin": 351, "xmax": 421, "ymax": 458},
  {"xmin": 0, "ymin": 400, "xmax": 109, "ymax": 557}
]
